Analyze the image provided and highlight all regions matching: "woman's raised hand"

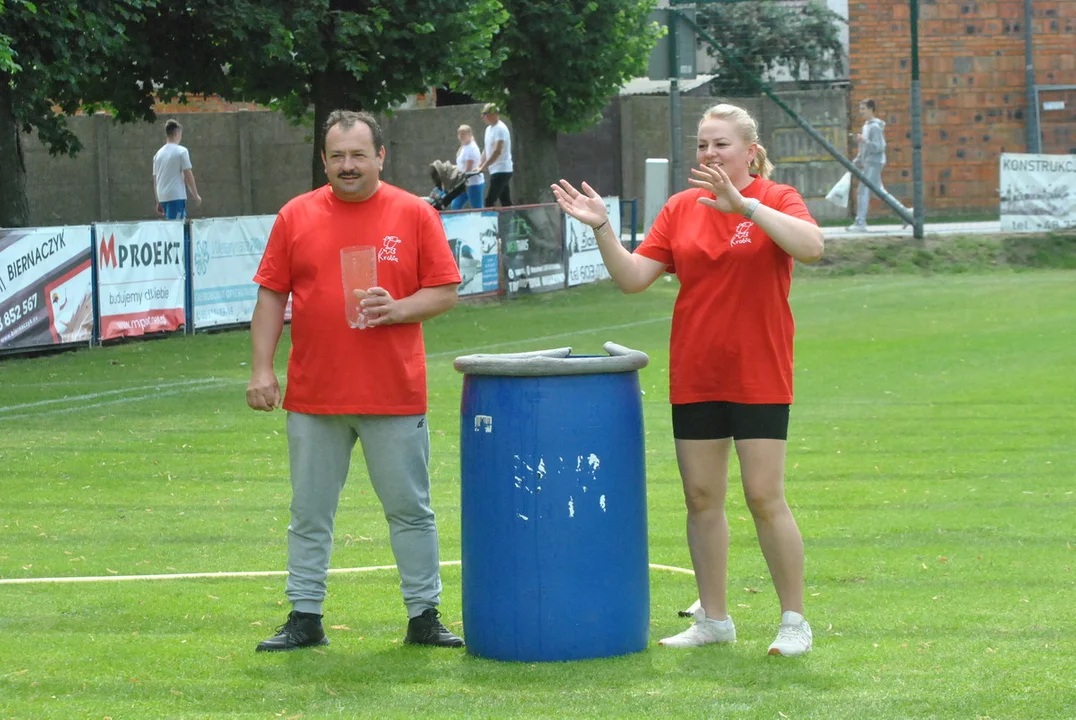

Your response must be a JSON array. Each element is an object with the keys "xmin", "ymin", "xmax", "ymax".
[
  {"xmin": 551, "ymin": 179, "xmax": 608, "ymax": 229},
  {"xmin": 688, "ymin": 164, "xmax": 746, "ymax": 215}
]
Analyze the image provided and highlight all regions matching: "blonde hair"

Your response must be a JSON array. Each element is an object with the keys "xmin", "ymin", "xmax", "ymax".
[
  {"xmin": 457, "ymin": 124, "xmax": 472, "ymax": 135},
  {"xmin": 700, "ymin": 103, "xmax": 774, "ymax": 179}
]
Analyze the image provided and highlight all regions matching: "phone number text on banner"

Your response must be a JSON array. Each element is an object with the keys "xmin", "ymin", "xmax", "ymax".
[
  {"xmin": 95, "ymin": 222, "xmax": 186, "ymax": 340},
  {"xmin": 0, "ymin": 225, "xmax": 94, "ymax": 351},
  {"xmin": 190, "ymin": 216, "xmax": 275, "ymax": 328},
  {"xmin": 567, "ymin": 197, "xmax": 620, "ymax": 287}
]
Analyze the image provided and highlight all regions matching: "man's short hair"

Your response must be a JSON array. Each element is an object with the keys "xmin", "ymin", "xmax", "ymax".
[
  {"xmin": 862, "ymin": 99, "xmax": 877, "ymax": 112},
  {"xmin": 481, "ymin": 103, "xmax": 499, "ymax": 115},
  {"xmin": 323, "ymin": 110, "xmax": 383, "ymax": 153},
  {"xmin": 164, "ymin": 119, "xmax": 182, "ymax": 138}
]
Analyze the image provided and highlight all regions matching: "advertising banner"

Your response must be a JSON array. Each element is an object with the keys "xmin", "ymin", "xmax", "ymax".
[
  {"xmin": 566, "ymin": 197, "xmax": 621, "ymax": 287},
  {"xmin": 95, "ymin": 221, "xmax": 186, "ymax": 340},
  {"xmin": 500, "ymin": 205, "xmax": 565, "ymax": 296},
  {"xmin": 1000, "ymin": 153, "xmax": 1076, "ymax": 232},
  {"xmin": 441, "ymin": 211, "xmax": 500, "ymax": 297},
  {"xmin": 190, "ymin": 215, "xmax": 275, "ymax": 329},
  {"xmin": 0, "ymin": 225, "xmax": 94, "ymax": 351}
]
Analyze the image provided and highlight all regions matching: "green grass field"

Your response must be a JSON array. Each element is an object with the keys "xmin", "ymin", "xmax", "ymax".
[{"xmin": 1, "ymin": 269, "xmax": 1075, "ymax": 719}]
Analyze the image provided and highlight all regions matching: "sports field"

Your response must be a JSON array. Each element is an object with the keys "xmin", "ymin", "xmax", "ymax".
[{"xmin": 1, "ymin": 269, "xmax": 1074, "ymax": 719}]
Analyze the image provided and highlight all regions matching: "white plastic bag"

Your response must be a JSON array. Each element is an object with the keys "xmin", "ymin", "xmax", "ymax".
[{"xmin": 825, "ymin": 171, "xmax": 852, "ymax": 208}]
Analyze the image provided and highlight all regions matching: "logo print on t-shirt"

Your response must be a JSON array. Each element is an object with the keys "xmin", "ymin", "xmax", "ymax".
[
  {"xmin": 730, "ymin": 221, "xmax": 753, "ymax": 247},
  {"xmin": 379, "ymin": 236, "xmax": 401, "ymax": 263}
]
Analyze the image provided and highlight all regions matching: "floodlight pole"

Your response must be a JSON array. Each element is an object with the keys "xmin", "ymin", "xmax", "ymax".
[
  {"xmin": 669, "ymin": 12, "xmax": 684, "ymax": 194},
  {"xmin": 910, "ymin": 0, "xmax": 925, "ymax": 239},
  {"xmin": 1024, "ymin": 0, "xmax": 1040, "ymax": 152}
]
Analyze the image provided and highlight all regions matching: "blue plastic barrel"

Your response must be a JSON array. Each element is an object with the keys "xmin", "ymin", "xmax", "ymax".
[{"xmin": 454, "ymin": 343, "xmax": 650, "ymax": 662}]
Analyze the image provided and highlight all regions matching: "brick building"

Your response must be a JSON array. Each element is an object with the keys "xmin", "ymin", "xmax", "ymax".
[{"xmin": 848, "ymin": 0, "xmax": 1075, "ymax": 215}]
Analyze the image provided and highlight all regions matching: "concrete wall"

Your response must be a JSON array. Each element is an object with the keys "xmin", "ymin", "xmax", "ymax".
[
  {"xmin": 24, "ymin": 90, "xmax": 850, "ymax": 227},
  {"xmin": 24, "ymin": 111, "xmax": 311, "ymax": 226}
]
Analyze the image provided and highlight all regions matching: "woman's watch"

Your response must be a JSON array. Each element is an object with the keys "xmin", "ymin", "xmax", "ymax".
[{"xmin": 742, "ymin": 198, "xmax": 761, "ymax": 219}]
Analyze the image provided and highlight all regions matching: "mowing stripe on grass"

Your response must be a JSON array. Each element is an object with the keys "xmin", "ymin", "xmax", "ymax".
[
  {"xmin": 0, "ymin": 561, "xmax": 694, "ymax": 585},
  {"xmin": 0, "ymin": 278, "xmax": 916, "ymax": 421}
]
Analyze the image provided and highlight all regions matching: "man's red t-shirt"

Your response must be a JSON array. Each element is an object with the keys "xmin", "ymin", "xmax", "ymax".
[
  {"xmin": 253, "ymin": 183, "xmax": 461, "ymax": 415},
  {"xmin": 634, "ymin": 177, "xmax": 817, "ymax": 405}
]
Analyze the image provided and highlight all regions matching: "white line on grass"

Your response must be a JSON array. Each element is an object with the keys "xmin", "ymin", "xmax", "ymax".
[
  {"xmin": 426, "ymin": 316, "xmax": 672, "ymax": 358},
  {"xmin": 0, "ymin": 561, "xmax": 694, "ymax": 585},
  {"xmin": 0, "ymin": 380, "xmax": 237, "ymax": 421},
  {"xmin": 0, "ymin": 378, "xmax": 225, "ymax": 413}
]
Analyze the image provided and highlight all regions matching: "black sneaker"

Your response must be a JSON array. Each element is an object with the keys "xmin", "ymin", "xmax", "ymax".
[
  {"xmin": 404, "ymin": 609, "xmax": 464, "ymax": 648},
  {"xmin": 255, "ymin": 611, "xmax": 330, "ymax": 652}
]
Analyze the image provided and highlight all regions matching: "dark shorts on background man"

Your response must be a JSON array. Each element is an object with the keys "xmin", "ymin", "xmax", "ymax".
[{"xmin": 672, "ymin": 401, "xmax": 790, "ymax": 441}]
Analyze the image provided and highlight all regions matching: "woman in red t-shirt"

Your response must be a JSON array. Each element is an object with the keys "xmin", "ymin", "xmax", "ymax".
[{"xmin": 552, "ymin": 104, "xmax": 824, "ymax": 657}]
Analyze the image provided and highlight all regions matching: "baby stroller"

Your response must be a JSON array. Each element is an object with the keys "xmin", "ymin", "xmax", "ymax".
[{"xmin": 424, "ymin": 160, "xmax": 479, "ymax": 211}]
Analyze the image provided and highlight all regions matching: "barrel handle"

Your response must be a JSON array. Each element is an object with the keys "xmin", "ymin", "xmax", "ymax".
[{"xmin": 453, "ymin": 342, "xmax": 649, "ymax": 376}]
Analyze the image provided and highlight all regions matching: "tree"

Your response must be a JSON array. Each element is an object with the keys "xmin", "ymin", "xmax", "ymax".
[
  {"xmin": 219, "ymin": 0, "xmax": 509, "ymax": 187},
  {"xmin": 696, "ymin": 1, "xmax": 844, "ymax": 96},
  {"xmin": 459, "ymin": 0, "xmax": 662, "ymax": 205},
  {"xmin": 0, "ymin": 0, "xmax": 205, "ymax": 227},
  {"xmin": 1, "ymin": 1, "xmax": 168, "ymax": 227},
  {"xmin": 0, "ymin": 1, "xmax": 17, "ymax": 75},
  {"xmin": 1, "ymin": 0, "xmax": 506, "ymax": 227}
]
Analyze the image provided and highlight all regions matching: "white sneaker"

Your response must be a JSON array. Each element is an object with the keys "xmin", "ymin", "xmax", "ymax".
[
  {"xmin": 767, "ymin": 611, "xmax": 812, "ymax": 656},
  {"xmin": 847, "ymin": 223, "xmax": 868, "ymax": 232},
  {"xmin": 659, "ymin": 608, "xmax": 736, "ymax": 648}
]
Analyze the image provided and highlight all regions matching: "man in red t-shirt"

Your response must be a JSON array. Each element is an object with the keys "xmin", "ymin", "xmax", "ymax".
[{"xmin": 246, "ymin": 110, "xmax": 463, "ymax": 652}]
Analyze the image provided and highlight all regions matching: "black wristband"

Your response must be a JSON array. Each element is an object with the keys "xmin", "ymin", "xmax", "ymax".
[{"xmin": 593, "ymin": 220, "xmax": 608, "ymax": 233}]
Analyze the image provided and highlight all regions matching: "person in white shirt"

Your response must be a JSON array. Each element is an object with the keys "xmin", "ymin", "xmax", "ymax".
[
  {"xmin": 477, "ymin": 103, "xmax": 513, "ymax": 207},
  {"xmin": 450, "ymin": 125, "xmax": 485, "ymax": 210},
  {"xmin": 153, "ymin": 119, "xmax": 202, "ymax": 220}
]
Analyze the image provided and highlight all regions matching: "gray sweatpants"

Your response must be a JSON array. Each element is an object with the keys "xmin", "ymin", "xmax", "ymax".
[
  {"xmin": 284, "ymin": 411, "xmax": 443, "ymax": 619},
  {"xmin": 855, "ymin": 162, "xmax": 885, "ymax": 226}
]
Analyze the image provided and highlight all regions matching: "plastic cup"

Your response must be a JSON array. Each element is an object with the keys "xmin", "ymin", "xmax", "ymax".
[{"xmin": 340, "ymin": 245, "xmax": 378, "ymax": 329}]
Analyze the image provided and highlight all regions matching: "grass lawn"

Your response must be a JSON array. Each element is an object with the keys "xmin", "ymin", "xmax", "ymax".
[{"xmin": 1, "ymin": 269, "xmax": 1074, "ymax": 719}]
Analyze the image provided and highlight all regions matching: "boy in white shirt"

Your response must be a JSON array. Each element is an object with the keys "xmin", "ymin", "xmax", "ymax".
[{"xmin": 153, "ymin": 119, "xmax": 202, "ymax": 219}]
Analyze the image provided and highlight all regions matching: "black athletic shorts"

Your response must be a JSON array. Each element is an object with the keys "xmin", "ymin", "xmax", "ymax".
[{"xmin": 671, "ymin": 401, "xmax": 790, "ymax": 441}]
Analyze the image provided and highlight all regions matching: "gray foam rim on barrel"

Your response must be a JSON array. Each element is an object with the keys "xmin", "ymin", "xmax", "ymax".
[{"xmin": 453, "ymin": 341, "xmax": 649, "ymax": 376}]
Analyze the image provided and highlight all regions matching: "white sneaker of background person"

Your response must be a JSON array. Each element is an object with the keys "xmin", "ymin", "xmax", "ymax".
[
  {"xmin": 658, "ymin": 608, "xmax": 736, "ymax": 648},
  {"xmin": 767, "ymin": 610, "xmax": 813, "ymax": 656}
]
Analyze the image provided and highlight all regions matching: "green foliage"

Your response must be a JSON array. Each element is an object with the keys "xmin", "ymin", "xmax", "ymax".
[
  {"xmin": 3, "ymin": 0, "xmax": 160, "ymax": 157},
  {"xmin": 0, "ymin": 0, "xmax": 23, "ymax": 75},
  {"xmin": 697, "ymin": 0, "xmax": 844, "ymax": 95},
  {"xmin": 464, "ymin": 0, "xmax": 662, "ymax": 133},
  {"xmin": 0, "ymin": 0, "xmax": 509, "ymax": 224},
  {"xmin": 229, "ymin": 0, "xmax": 508, "ymax": 121},
  {"xmin": 1, "ymin": 0, "xmax": 510, "ymax": 148}
]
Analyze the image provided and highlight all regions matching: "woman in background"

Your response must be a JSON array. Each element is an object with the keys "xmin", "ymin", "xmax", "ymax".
[{"xmin": 450, "ymin": 125, "xmax": 484, "ymax": 210}]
